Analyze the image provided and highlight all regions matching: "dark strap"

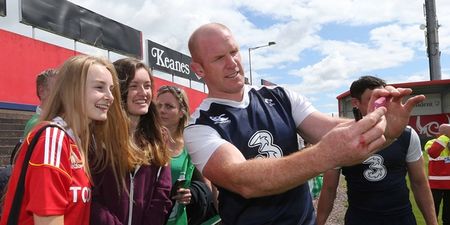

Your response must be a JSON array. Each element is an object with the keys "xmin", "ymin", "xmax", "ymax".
[
  {"xmin": 10, "ymin": 139, "xmax": 23, "ymax": 165},
  {"xmin": 7, "ymin": 123, "xmax": 63, "ymax": 225}
]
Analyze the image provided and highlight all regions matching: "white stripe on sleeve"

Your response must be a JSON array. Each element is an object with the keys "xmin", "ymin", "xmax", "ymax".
[
  {"xmin": 44, "ymin": 127, "xmax": 51, "ymax": 164},
  {"xmin": 55, "ymin": 130, "xmax": 65, "ymax": 167},
  {"xmin": 50, "ymin": 127, "xmax": 59, "ymax": 165}
]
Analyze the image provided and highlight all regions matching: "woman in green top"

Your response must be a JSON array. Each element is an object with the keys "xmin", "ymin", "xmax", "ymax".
[{"xmin": 157, "ymin": 85, "xmax": 195, "ymax": 225}]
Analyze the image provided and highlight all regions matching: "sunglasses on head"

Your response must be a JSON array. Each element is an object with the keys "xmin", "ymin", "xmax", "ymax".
[
  {"xmin": 157, "ymin": 85, "xmax": 188, "ymax": 111},
  {"xmin": 157, "ymin": 85, "xmax": 182, "ymax": 94}
]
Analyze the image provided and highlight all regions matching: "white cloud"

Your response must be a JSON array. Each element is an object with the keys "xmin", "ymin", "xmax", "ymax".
[{"xmin": 8, "ymin": 0, "xmax": 448, "ymax": 113}]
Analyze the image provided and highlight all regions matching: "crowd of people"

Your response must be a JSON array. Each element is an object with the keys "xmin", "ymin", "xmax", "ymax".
[{"xmin": 0, "ymin": 22, "xmax": 448, "ymax": 225}]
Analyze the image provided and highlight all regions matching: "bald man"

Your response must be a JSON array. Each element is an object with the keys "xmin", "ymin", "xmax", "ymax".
[{"xmin": 184, "ymin": 23, "xmax": 424, "ymax": 225}]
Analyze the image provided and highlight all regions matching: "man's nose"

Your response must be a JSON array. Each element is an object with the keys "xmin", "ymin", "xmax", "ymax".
[{"xmin": 224, "ymin": 54, "xmax": 238, "ymax": 68}]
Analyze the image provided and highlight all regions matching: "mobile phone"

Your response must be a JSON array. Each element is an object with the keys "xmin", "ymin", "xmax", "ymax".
[
  {"xmin": 171, "ymin": 179, "xmax": 187, "ymax": 196},
  {"xmin": 174, "ymin": 179, "xmax": 187, "ymax": 189},
  {"xmin": 374, "ymin": 97, "xmax": 387, "ymax": 109},
  {"xmin": 352, "ymin": 107, "xmax": 362, "ymax": 121}
]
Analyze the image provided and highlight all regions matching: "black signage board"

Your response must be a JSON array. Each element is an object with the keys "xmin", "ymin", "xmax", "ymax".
[
  {"xmin": 147, "ymin": 40, "xmax": 203, "ymax": 83},
  {"xmin": 21, "ymin": 0, "xmax": 142, "ymax": 58},
  {"xmin": 0, "ymin": 0, "xmax": 6, "ymax": 17}
]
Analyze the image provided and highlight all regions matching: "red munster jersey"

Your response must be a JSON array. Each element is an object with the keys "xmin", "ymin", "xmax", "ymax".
[{"xmin": 0, "ymin": 123, "xmax": 91, "ymax": 225}]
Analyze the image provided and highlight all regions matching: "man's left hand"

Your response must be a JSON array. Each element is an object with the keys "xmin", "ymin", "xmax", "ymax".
[{"xmin": 368, "ymin": 86, "xmax": 425, "ymax": 139}]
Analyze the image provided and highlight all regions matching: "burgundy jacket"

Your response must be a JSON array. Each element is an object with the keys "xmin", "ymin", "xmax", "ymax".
[{"xmin": 90, "ymin": 164, "xmax": 172, "ymax": 225}]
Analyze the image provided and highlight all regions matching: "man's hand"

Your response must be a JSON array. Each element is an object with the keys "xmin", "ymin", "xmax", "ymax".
[
  {"xmin": 368, "ymin": 86, "xmax": 425, "ymax": 139},
  {"xmin": 172, "ymin": 188, "xmax": 192, "ymax": 205},
  {"xmin": 439, "ymin": 123, "xmax": 450, "ymax": 136},
  {"xmin": 316, "ymin": 107, "xmax": 387, "ymax": 168}
]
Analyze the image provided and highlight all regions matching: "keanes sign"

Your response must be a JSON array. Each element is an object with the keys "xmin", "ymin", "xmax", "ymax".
[{"xmin": 147, "ymin": 40, "xmax": 202, "ymax": 83}]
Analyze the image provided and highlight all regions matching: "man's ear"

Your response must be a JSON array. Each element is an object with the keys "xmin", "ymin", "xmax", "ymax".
[
  {"xmin": 351, "ymin": 98, "xmax": 359, "ymax": 108},
  {"xmin": 190, "ymin": 62, "xmax": 205, "ymax": 78}
]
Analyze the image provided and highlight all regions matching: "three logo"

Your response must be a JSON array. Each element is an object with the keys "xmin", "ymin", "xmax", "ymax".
[
  {"xmin": 209, "ymin": 97, "xmax": 281, "ymax": 158},
  {"xmin": 362, "ymin": 154, "xmax": 387, "ymax": 182},
  {"xmin": 248, "ymin": 130, "xmax": 283, "ymax": 158}
]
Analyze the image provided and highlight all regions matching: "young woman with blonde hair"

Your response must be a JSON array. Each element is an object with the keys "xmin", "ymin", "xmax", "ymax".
[{"xmin": 0, "ymin": 55, "xmax": 133, "ymax": 225}]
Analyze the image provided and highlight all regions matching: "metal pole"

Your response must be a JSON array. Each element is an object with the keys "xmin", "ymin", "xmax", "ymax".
[
  {"xmin": 424, "ymin": 0, "xmax": 441, "ymax": 80},
  {"xmin": 248, "ymin": 42, "xmax": 276, "ymax": 85},
  {"xmin": 248, "ymin": 48, "xmax": 253, "ymax": 85}
]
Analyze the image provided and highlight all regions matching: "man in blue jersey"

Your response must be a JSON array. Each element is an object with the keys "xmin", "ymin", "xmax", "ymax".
[
  {"xmin": 184, "ymin": 23, "xmax": 425, "ymax": 225},
  {"xmin": 317, "ymin": 76, "xmax": 437, "ymax": 225}
]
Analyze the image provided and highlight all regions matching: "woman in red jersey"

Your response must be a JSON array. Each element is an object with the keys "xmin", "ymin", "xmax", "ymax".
[{"xmin": 0, "ymin": 55, "xmax": 133, "ymax": 225}]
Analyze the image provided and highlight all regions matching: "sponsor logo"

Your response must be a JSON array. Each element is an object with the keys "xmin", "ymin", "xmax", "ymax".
[
  {"xmin": 363, "ymin": 154, "xmax": 387, "ymax": 182},
  {"xmin": 70, "ymin": 151, "xmax": 83, "ymax": 169},
  {"xmin": 70, "ymin": 186, "xmax": 91, "ymax": 203},
  {"xmin": 209, "ymin": 114, "xmax": 230, "ymax": 124},
  {"xmin": 248, "ymin": 130, "xmax": 283, "ymax": 158},
  {"xmin": 264, "ymin": 98, "xmax": 275, "ymax": 106}
]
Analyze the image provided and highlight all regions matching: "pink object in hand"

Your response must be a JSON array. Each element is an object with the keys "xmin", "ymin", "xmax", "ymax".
[{"xmin": 374, "ymin": 97, "xmax": 387, "ymax": 109}]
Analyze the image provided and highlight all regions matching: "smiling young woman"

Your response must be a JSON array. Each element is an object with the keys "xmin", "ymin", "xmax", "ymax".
[
  {"xmin": 89, "ymin": 57, "xmax": 172, "ymax": 225},
  {"xmin": 0, "ymin": 55, "xmax": 133, "ymax": 225}
]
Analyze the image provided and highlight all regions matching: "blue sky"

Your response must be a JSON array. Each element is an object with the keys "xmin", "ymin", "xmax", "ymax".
[
  {"xmin": 2, "ymin": 0, "xmax": 449, "ymax": 115},
  {"xmin": 229, "ymin": 0, "xmax": 450, "ymax": 114}
]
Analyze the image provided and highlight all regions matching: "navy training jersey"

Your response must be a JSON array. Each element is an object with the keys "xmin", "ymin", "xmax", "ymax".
[
  {"xmin": 342, "ymin": 127, "xmax": 414, "ymax": 216},
  {"xmin": 188, "ymin": 86, "xmax": 315, "ymax": 225}
]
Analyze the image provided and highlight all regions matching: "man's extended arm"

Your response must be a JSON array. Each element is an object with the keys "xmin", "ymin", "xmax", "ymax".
[
  {"xmin": 407, "ymin": 158, "xmax": 438, "ymax": 225},
  {"xmin": 316, "ymin": 169, "xmax": 340, "ymax": 225},
  {"xmin": 194, "ymin": 87, "xmax": 423, "ymax": 198},
  {"xmin": 296, "ymin": 111, "xmax": 347, "ymax": 145},
  {"xmin": 201, "ymin": 108, "xmax": 387, "ymax": 198}
]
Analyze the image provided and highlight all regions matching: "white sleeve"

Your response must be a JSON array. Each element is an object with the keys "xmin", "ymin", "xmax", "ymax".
[
  {"xmin": 184, "ymin": 124, "xmax": 228, "ymax": 173},
  {"xmin": 406, "ymin": 127, "xmax": 423, "ymax": 162},
  {"xmin": 283, "ymin": 87, "xmax": 317, "ymax": 127}
]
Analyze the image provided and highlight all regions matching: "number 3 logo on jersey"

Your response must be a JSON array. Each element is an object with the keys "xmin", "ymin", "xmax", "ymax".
[
  {"xmin": 248, "ymin": 130, "xmax": 283, "ymax": 158},
  {"xmin": 362, "ymin": 154, "xmax": 387, "ymax": 182}
]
